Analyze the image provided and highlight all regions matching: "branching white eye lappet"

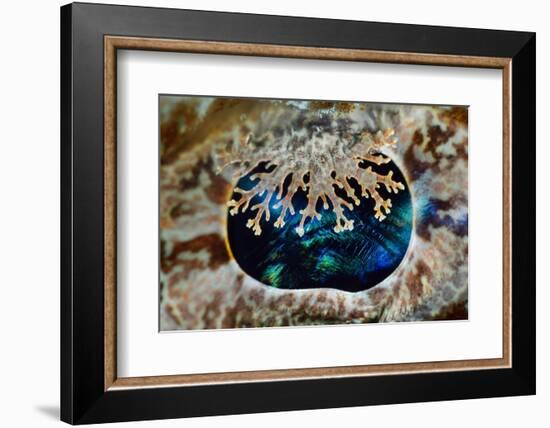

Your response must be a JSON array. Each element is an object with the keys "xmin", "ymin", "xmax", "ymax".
[{"xmin": 215, "ymin": 106, "xmax": 404, "ymax": 237}]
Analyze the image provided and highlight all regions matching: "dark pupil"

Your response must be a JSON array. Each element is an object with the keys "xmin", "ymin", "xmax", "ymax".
[{"xmin": 227, "ymin": 159, "xmax": 412, "ymax": 292}]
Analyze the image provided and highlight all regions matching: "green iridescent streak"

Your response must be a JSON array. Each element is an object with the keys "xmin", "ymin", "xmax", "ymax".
[
  {"xmin": 317, "ymin": 253, "xmax": 338, "ymax": 272},
  {"xmin": 261, "ymin": 264, "xmax": 285, "ymax": 288}
]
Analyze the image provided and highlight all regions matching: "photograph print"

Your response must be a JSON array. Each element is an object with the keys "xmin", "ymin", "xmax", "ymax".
[{"xmin": 159, "ymin": 95, "xmax": 468, "ymax": 331}]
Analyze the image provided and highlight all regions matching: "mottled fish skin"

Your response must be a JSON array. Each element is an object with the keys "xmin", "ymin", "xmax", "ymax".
[{"xmin": 159, "ymin": 97, "xmax": 468, "ymax": 330}]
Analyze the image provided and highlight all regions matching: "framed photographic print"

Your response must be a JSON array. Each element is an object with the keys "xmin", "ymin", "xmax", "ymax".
[{"xmin": 60, "ymin": 2, "xmax": 536, "ymax": 424}]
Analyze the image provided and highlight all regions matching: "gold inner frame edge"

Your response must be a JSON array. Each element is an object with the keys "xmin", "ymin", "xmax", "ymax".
[{"xmin": 104, "ymin": 35, "xmax": 512, "ymax": 391}]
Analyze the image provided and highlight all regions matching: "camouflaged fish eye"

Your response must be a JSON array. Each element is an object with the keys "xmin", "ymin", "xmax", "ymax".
[{"xmin": 159, "ymin": 96, "xmax": 468, "ymax": 330}]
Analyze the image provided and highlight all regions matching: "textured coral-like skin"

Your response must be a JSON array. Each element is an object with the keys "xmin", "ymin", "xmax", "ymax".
[
  {"xmin": 215, "ymin": 105, "xmax": 404, "ymax": 236},
  {"xmin": 159, "ymin": 97, "xmax": 468, "ymax": 329}
]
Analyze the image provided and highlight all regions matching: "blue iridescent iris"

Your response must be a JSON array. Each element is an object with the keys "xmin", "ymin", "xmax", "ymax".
[{"xmin": 227, "ymin": 161, "xmax": 413, "ymax": 292}]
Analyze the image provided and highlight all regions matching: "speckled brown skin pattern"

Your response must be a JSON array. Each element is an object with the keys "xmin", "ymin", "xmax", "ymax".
[{"xmin": 159, "ymin": 96, "xmax": 468, "ymax": 330}]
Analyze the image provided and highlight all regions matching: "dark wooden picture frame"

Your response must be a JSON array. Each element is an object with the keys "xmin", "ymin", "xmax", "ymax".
[{"xmin": 61, "ymin": 2, "xmax": 535, "ymax": 424}]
